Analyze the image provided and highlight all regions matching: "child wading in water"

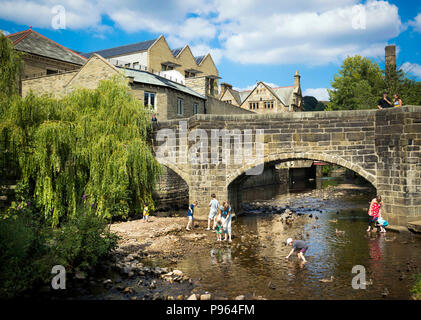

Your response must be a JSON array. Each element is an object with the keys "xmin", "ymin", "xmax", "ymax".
[
  {"xmin": 285, "ymin": 238, "xmax": 308, "ymax": 263},
  {"xmin": 186, "ymin": 200, "xmax": 198, "ymax": 231},
  {"xmin": 143, "ymin": 203, "xmax": 150, "ymax": 222},
  {"xmin": 215, "ymin": 214, "xmax": 223, "ymax": 241}
]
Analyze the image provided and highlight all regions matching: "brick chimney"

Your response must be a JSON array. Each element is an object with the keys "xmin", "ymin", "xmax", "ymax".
[
  {"xmin": 385, "ymin": 45, "xmax": 396, "ymax": 71},
  {"xmin": 220, "ymin": 82, "xmax": 232, "ymax": 98}
]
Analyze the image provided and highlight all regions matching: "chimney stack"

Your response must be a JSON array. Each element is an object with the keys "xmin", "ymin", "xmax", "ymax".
[
  {"xmin": 220, "ymin": 82, "xmax": 233, "ymax": 98},
  {"xmin": 294, "ymin": 70, "xmax": 301, "ymax": 88},
  {"xmin": 385, "ymin": 45, "xmax": 396, "ymax": 71}
]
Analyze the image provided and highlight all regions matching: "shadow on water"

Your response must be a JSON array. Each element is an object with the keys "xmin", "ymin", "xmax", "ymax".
[{"xmin": 175, "ymin": 177, "xmax": 421, "ymax": 300}]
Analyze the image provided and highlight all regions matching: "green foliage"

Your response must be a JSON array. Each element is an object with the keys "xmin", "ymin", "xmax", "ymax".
[
  {"xmin": 52, "ymin": 210, "xmax": 118, "ymax": 273},
  {"xmin": 410, "ymin": 274, "xmax": 421, "ymax": 300},
  {"xmin": 328, "ymin": 55, "xmax": 421, "ymax": 110},
  {"xmin": 0, "ymin": 209, "xmax": 118, "ymax": 299},
  {"xmin": 328, "ymin": 55, "xmax": 384, "ymax": 110},
  {"xmin": 0, "ymin": 32, "xmax": 22, "ymax": 98},
  {"xmin": 303, "ymin": 96, "xmax": 327, "ymax": 112},
  {"xmin": 1, "ymin": 77, "xmax": 161, "ymax": 225}
]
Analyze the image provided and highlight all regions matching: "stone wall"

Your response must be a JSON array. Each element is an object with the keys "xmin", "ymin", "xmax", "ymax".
[
  {"xmin": 153, "ymin": 166, "xmax": 189, "ymax": 210},
  {"xmin": 21, "ymin": 71, "xmax": 77, "ymax": 97},
  {"xmin": 152, "ymin": 106, "xmax": 421, "ymax": 226},
  {"xmin": 206, "ymin": 96, "xmax": 254, "ymax": 115},
  {"xmin": 21, "ymin": 53, "xmax": 82, "ymax": 79}
]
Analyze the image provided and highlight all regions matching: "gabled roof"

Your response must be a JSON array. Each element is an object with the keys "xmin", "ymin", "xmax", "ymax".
[
  {"xmin": 238, "ymin": 90, "xmax": 251, "ymax": 103},
  {"xmin": 226, "ymin": 88, "xmax": 242, "ymax": 105},
  {"xmin": 118, "ymin": 67, "xmax": 206, "ymax": 100},
  {"xmin": 82, "ymin": 38, "xmax": 158, "ymax": 59},
  {"xmin": 7, "ymin": 28, "xmax": 87, "ymax": 65}
]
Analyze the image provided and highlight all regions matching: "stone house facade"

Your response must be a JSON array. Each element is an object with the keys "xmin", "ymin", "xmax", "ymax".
[
  {"xmin": 220, "ymin": 71, "xmax": 304, "ymax": 113},
  {"xmin": 22, "ymin": 54, "xmax": 207, "ymax": 121},
  {"xmin": 83, "ymin": 35, "xmax": 220, "ymax": 98}
]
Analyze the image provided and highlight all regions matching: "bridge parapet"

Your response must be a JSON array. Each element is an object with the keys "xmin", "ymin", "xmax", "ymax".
[{"xmin": 153, "ymin": 106, "xmax": 421, "ymax": 226}]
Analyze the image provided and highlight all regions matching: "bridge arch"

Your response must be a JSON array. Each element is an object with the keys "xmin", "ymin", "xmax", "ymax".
[
  {"xmin": 226, "ymin": 152, "xmax": 377, "ymax": 188},
  {"xmin": 226, "ymin": 152, "xmax": 377, "ymax": 192}
]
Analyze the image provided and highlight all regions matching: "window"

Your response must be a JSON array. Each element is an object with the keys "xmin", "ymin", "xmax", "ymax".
[
  {"xmin": 249, "ymin": 102, "xmax": 259, "ymax": 110},
  {"xmin": 177, "ymin": 98, "xmax": 184, "ymax": 116},
  {"xmin": 124, "ymin": 63, "xmax": 131, "ymax": 68},
  {"xmin": 144, "ymin": 92, "xmax": 156, "ymax": 110},
  {"xmin": 46, "ymin": 69, "xmax": 58, "ymax": 75},
  {"xmin": 133, "ymin": 62, "xmax": 139, "ymax": 69},
  {"xmin": 193, "ymin": 103, "xmax": 198, "ymax": 115}
]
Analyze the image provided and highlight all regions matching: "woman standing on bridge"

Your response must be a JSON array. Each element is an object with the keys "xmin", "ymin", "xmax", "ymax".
[
  {"xmin": 220, "ymin": 201, "xmax": 233, "ymax": 243},
  {"xmin": 367, "ymin": 195, "xmax": 382, "ymax": 232}
]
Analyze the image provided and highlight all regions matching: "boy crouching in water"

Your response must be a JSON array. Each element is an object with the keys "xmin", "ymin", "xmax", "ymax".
[
  {"xmin": 215, "ymin": 214, "xmax": 223, "ymax": 241},
  {"xmin": 285, "ymin": 238, "xmax": 308, "ymax": 263},
  {"xmin": 186, "ymin": 200, "xmax": 198, "ymax": 231}
]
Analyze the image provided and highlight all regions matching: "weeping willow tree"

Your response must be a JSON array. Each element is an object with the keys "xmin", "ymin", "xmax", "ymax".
[{"xmin": 1, "ymin": 76, "xmax": 161, "ymax": 225}]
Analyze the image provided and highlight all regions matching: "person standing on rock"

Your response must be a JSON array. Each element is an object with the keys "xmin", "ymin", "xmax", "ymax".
[
  {"xmin": 186, "ymin": 200, "xmax": 198, "ymax": 231},
  {"xmin": 367, "ymin": 195, "xmax": 382, "ymax": 232},
  {"xmin": 285, "ymin": 238, "xmax": 308, "ymax": 263},
  {"xmin": 207, "ymin": 194, "xmax": 220, "ymax": 231},
  {"xmin": 220, "ymin": 201, "xmax": 232, "ymax": 242}
]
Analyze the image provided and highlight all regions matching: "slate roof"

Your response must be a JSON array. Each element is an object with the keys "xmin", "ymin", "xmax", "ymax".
[
  {"xmin": 171, "ymin": 47, "xmax": 183, "ymax": 57},
  {"xmin": 272, "ymin": 86, "xmax": 295, "ymax": 106},
  {"xmin": 7, "ymin": 29, "xmax": 87, "ymax": 65},
  {"xmin": 194, "ymin": 55, "xmax": 206, "ymax": 64},
  {"xmin": 82, "ymin": 38, "xmax": 157, "ymax": 59},
  {"xmin": 118, "ymin": 67, "xmax": 206, "ymax": 100},
  {"xmin": 227, "ymin": 88, "xmax": 242, "ymax": 105}
]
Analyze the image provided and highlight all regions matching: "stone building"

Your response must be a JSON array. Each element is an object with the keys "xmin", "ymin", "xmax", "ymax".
[
  {"xmin": 6, "ymin": 28, "xmax": 87, "ymax": 80},
  {"xmin": 83, "ymin": 35, "xmax": 220, "ymax": 98},
  {"xmin": 22, "ymin": 54, "xmax": 207, "ymax": 120},
  {"xmin": 220, "ymin": 71, "xmax": 304, "ymax": 113}
]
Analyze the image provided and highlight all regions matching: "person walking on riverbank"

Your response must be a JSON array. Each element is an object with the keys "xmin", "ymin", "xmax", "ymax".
[
  {"xmin": 207, "ymin": 194, "xmax": 220, "ymax": 231},
  {"xmin": 367, "ymin": 195, "xmax": 382, "ymax": 232},
  {"xmin": 186, "ymin": 200, "xmax": 198, "ymax": 231},
  {"xmin": 285, "ymin": 238, "xmax": 308, "ymax": 263},
  {"xmin": 220, "ymin": 201, "xmax": 232, "ymax": 242}
]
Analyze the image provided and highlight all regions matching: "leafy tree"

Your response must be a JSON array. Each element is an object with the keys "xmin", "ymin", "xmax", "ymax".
[
  {"xmin": 303, "ymin": 96, "xmax": 326, "ymax": 111},
  {"xmin": 1, "ymin": 77, "xmax": 161, "ymax": 225},
  {"xmin": 327, "ymin": 55, "xmax": 384, "ymax": 110},
  {"xmin": 0, "ymin": 31, "xmax": 22, "ymax": 98}
]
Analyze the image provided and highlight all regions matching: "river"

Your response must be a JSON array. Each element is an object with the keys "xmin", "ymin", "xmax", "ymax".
[{"xmin": 174, "ymin": 176, "xmax": 421, "ymax": 300}]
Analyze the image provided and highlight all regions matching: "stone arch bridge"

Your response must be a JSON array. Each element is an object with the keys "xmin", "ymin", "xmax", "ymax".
[{"xmin": 153, "ymin": 106, "xmax": 421, "ymax": 227}]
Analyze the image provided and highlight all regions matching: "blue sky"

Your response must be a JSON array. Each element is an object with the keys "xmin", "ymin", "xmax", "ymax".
[{"xmin": 1, "ymin": 0, "xmax": 420, "ymax": 100}]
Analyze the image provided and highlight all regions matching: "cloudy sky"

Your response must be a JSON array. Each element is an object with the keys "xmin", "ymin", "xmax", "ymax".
[{"xmin": 1, "ymin": 0, "xmax": 420, "ymax": 101}]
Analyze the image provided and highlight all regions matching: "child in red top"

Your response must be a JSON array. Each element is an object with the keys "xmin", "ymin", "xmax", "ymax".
[{"xmin": 367, "ymin": 195, "xmax": 383, "ymax": 232}]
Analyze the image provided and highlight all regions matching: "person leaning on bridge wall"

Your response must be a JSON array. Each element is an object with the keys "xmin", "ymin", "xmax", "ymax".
[
  {"xmin": 377, "ymin": 92, "xmax": 393, "ymax": 109},
  {"xmin": 393, "ymin": 93, "xmax": 402, "ymax": 107}
]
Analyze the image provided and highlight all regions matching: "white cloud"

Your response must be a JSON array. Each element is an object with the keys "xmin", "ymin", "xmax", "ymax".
[
  {"xmin": 409, "ymin": 13, "xmax": 421, "ymax": 33},
  {"xmin": 401, "ymin": 62, "xmax": 421, "ymax": 78},
  {"xmin": 0, "ymin": 0, "xmax": 406, "ymax": 67},
  {"xmin": 0, "ymin": 29, "xmax": 10, "ymax": 35},
  {"xmin": 303, "ymin": 88, "xmax": 330, "ymax": 101}
]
